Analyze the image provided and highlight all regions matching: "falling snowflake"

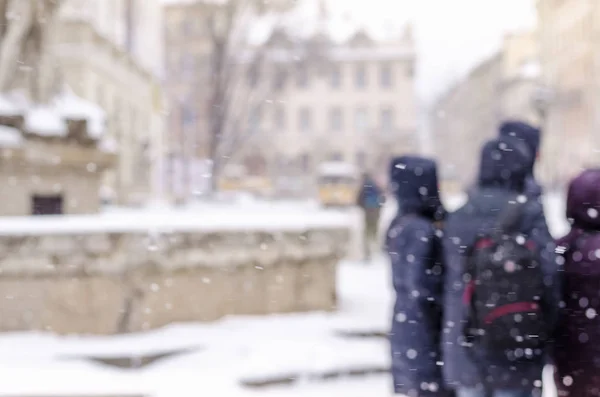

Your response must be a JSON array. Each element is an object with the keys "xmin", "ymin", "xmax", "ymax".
[
  {"xmin": 395, "ymin": 312, "xmax": 407, "ymax": 323},
  {"xmin": 586, "ymin": 308, "xmax": 597, "ymax": 319}
]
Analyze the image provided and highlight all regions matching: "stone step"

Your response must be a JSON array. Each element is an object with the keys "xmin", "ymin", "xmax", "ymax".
[{"xmin": 240, "ymin": 365, "xmax": 390, "ymax": 388}]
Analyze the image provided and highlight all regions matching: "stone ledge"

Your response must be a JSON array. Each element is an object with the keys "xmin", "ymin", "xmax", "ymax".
[{"xmin": 0, "ymin": 226, "xmax": 349, "ymax": 334}]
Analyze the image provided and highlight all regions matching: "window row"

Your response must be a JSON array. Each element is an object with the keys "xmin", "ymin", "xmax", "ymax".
[
  {"xmin": 247, "ymin": 106, "xmax": 396, "ymax": 133},
  {"xmin": 274, "ymin": 151, "xmax": 369, "ymax": 172},
  {"xmin": 247, "ymin": 62, "xmax": 412, "ymax": 91}
]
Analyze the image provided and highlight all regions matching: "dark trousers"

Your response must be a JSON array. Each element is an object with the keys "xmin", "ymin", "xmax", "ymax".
[{"xmin": 363, "ymin": 207, "xmax": 380, "ymax": 261}]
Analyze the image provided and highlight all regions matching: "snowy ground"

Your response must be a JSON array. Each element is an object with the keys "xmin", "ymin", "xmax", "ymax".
[
  {"xmin": 0, "ymin": 259, "xmax": 558, "ymax": 397},
  {"xmin": 0, "ymin": 192, "xmax": 568, "ymax": 396}
]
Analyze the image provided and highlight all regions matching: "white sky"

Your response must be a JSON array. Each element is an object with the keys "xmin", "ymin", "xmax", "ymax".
[{"xmin": 321, "ymin": 0, "xmax": 537, "ymax": 104}]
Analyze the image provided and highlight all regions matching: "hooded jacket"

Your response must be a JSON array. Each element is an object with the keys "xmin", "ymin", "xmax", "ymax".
[
  {"xmin": 386, "ymin": 156, "xmax": 452, "ymax": 397},
  {"xmin": 499, "ymin": 120, "xmax": 543, "ymax": 198},
  {"xmin": 554, "ymin": 169, "xmax": 600, "ymax": 397},
  {"xmin": 442, "ymin": 137, "xmax": 558, "ymax": 390}
]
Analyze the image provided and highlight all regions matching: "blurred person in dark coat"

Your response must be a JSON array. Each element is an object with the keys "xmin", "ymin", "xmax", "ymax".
[
  {"xmin": 499, "ymin": 120, "xmax": 543, "ymax": 199},
  {"xmin": 386, "ymin": 156, "xmax": 452, "ymax": 397},
  {"xmin": 442, "ymin": 137, "xmax": 558, "ymax": 397},
  {"xmin": 554, "ymin": 169, "xmax": 600, "ymax": 397},
  {"xmin": 357, "ymin": 173, "xmax": 384, "ymax": 262}
]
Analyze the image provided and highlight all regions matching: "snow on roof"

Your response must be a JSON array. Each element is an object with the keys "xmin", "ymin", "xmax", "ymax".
[
  {"xmin": 55, "ymin": 88, "xmax": 106, "ymax": 139},
  {"xmin": 0, "ymin": 125, "xmax": 23, "ymax": 148},
  {"xmin": 24, "ymin": 106, "xmax": 68, "ymax": 137},
  {"xmin": 317, "ymin": 162, "xmax": 358, "ymax": 177}
]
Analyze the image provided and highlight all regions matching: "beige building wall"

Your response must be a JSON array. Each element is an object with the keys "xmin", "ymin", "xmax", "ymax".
[
  {"xmin": 536, "ymin": 0, "xmax": 598, "ymax": 187},
  {"xmin": 57, "ymin": 0, "xmax": 166, "ymax": 205},
  {"xmin": 433, "ymin": 31, "xmax": 541, "ymax": 191},
  {"xmin": 499, "ymin": 31, "xmax": 542, "ymax": 126},
  {"xmin": 164, "ymin": 7, "xmax": 418, "ymax": 197},
  {"xmin": 261, "ymin": 34, "xmax": 417, "ymax": 178},
  {"xmin": 433, "ymin": 54, "xmax": 503, "ymax": 189}
]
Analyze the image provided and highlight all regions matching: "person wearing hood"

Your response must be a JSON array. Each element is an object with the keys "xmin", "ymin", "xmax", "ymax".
[
  {"xmin": 386, "ymin": 156, "xmax": 452, "ymax": 397},
  {"xmin": 442, "ymin": 137, "xmax": 558, "ymax": 397},
  {"xmin": 357, "ymin": 172, "xmax": 384, "ymax": 262},
  {"xmin": 553, "ymin": 169, "xmax": 600, "ymax": 397},
  {"xmin": 499, "ymin": 120, "xmax": 543, "ymax": 199}
]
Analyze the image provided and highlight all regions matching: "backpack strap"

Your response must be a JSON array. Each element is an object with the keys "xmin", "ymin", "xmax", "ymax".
[{"xmin": 495, "ymin": 201, "xmax": 525, "ymax": 237}]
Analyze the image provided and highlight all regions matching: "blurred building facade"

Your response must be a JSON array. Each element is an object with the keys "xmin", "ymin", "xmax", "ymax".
[
  {"xmin": 537, "ymin": 0, "xmax": 598, "ymax": 188},
  {"xmin": 163, "ymin": 1, "xmax": 212, "ymax": 201},
  {"xmin": 55, "ymin": 0, "xmax": 166, "ymax": 206},
  {"xmin": 433, "ymin": 31, "xmax": 541, "ymax": 191},
  {"xmin": 244, "ymin": 28, "xmax": 418, "ymax": 196},
  {"xmin": 164, "ymin": 0, "xmax": 418, "ymax": 198}
]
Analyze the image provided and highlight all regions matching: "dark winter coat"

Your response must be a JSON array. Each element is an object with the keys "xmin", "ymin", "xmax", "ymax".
[
  {"xmin": 357, "ymin": 176, "xmax": 383, "ymax": 209},
  {"xmin": 442, "ymin": 137, "xmax": 558, "ymax": 390},
  {"xmin": 554, "ymin": 169, "xmax": 600, "ymax": 397},
  {"xmin": 499, "ymin": 120, "xmax": 543, "ymax": 199},
  {"xmin": 386, "ymin": 156, "xmax": 452, "ymax": 397}
]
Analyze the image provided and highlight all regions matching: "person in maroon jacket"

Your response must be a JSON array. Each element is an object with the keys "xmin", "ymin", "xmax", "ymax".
[{"xmin": 554, "ymin": 168, "xmax": 600, "ymax": 397}]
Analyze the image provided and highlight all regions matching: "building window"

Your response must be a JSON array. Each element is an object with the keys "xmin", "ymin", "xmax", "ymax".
[
  {"xmin": 182, "ymin": 19, "xmax": 193, "ymax": 36},
  {"xmin": 182, "ymin": 54, "xmax": 195, "ymax": 75},
  {"xmin": 299, "ymin": 107, "xmax": 311, "ymax": 132},
  {"xmin": 248, "ymin": 106, "xmax": 262, "ymax": 132},
  {"xmin": 380, "ymin": 63, "xmax": 393, "ymax": 88},
  {"xmin": 273, "ymin": 67, "xmax": 286, "ymax": 91},
  {"xmin": 329, "ymin": 107, "xmax": 342, "ymax": 131},
  {"xmin": 247, "ymin": 65, "xmax": 259, "ymax": 88},
  {"xmin": 381, "ymin": 108, "xmax": 393, "ymax": 132},
  {"xmin": 245, "ymin": 154, "xmax": 266, "ymax": 176},
  {"xmin": 354, "ymin": 108, "xmax": 368, "ymax": 132},
  {"xmin": 355, "ymin": 64, "xmax": 367, "ymax": 88},
  {"xmin": 182, "ymin": 105, "xmax": 196, "ymax": 126},
  {"xmin": 331, "ymin": 65, "xmax": 341, "ymax": 88},
  {"xmin": 32, "ymin": 195, "xmax": 63, "ymax": 215},
  {"xmin": 274, "ymin": 106, "xmax": 286, "ymax": 130},
  {"xmin": 329, "ymin": 152, "xmax": 343, "ymax": 161},
  {"xmin": 297, "ymin": 66, "xmax": 309, "ymax": 88},
  {"xmin": 301, "ymin": 153, "xmax": 310, "ymax": 171}
]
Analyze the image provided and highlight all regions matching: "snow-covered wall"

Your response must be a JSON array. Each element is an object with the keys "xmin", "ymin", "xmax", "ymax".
[{"xmin": 0, "ymin": 223, "xmax": 349, "ymax": 334}]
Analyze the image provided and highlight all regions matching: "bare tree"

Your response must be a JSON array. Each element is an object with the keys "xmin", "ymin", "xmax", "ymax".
[
  {"xmin": 0, "ymin": 0, "xmax": 63, "ymax": 103},
  {"xmin": 197, "ymin": 0, "xmax": 295, "ymax": 193}
]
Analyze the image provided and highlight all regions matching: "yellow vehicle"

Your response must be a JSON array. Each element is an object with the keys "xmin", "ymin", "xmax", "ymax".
[
  {"xmin": 317, "ymin": 162, "xmax": 359, "ymax": 207},
  {"xmin": 218, "ymin": 165, "xmax": 273, "ymax": 197}
]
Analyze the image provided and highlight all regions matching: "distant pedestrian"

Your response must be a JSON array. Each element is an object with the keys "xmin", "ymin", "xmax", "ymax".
[
  {"xmin": 499, "ymin": 120, "xmax": 543, "ymax": 199},
  {"xmin": 386, "ymin": 156, "xmax": 452, "ymax": 397},
  {"xmin": 554, "ymin": 169, "xmax": 600, "ymax": 397},
  {"xmin": 442, "ymin": 136, "xmax": 559, "ymax": 397},
  {"xmin": 356, "ymin": 173, "xmax": 383, "ymax": 262}
]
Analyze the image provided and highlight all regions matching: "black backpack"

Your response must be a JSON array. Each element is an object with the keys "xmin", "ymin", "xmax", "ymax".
[{"xmin": 463, "ymin": 202, "xmax": 548, "ymax": 358}]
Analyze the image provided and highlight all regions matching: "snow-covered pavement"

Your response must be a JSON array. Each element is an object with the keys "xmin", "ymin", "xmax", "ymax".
[
  {"xmin": 0, "ymin": 260, "xmax": 392, "ymax": 396},
  {"xmin": 0, "ymin": 259, "xmax": 558, "ymax": 397},
  {"xmin": 0, "ymin": 193, "xmax": 568, "ymax": 396}
]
